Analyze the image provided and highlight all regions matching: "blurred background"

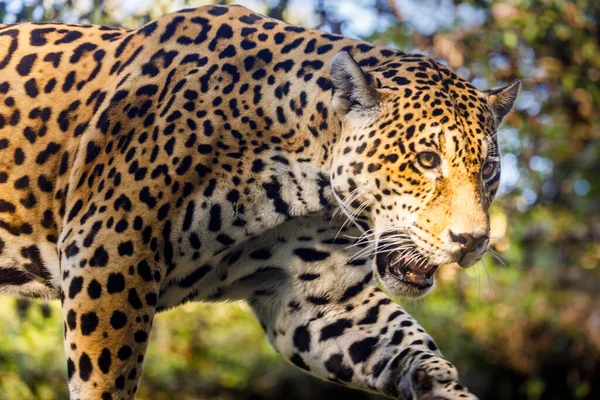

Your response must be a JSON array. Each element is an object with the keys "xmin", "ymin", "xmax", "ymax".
[{"xmin": 0, "ymin": 0, "xmax": 598, "ymax": 399}]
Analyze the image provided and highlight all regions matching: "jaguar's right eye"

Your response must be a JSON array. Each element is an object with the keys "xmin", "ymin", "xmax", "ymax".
[{"xmin": 416, "ymin": 152, "xmax": 440, "ymax": 170}]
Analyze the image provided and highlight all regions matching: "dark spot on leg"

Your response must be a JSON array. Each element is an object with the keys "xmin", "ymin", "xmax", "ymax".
[
  {"xmin": 349, "ymin": 337, "xmax": 378, "ymax": 364},
  {"xmin": 293, "ymin": 325, "xmax": 311, "ymax": 352},
  {"xmin": 325, "ymin": 353, "xmax": 354, "ymax": 382},
  {"xmin": 68, "ymin": 276, "xmax": 83, "ymax": 299},
  {"xmin": 293, "ymin": 247, "xmax": 330, "ymax": 262},
  {"xmin": 80, "ymin": 312, "xmax": 99, "ymax": 335},
  {"xmin": 110, "ymin": 310, "xmax": 128, "ymax": 330},
  {"xmin": 79, "ymin": 352, "xmax": 93, "ymax": 381},
  {"xmin": 289, "ymin": 353, "xmax": 310, "ymax": 371},
  {"xmin": 117, "ymin": 345, "xmax": 132, "ymax": 361},
  {"xmin": 98, "ymin": 348, "xmax": 112, "ymax": 374},
  {"xmin": 106, "ymin": 273, "xmax": 125, "ymax": 293}
]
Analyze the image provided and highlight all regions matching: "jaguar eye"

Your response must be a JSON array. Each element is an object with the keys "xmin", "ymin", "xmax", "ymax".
[
  {"xmin": 416, "ymin": 152, "xmax": 440, "ymax": 169},
  {"xmin": 482, "ymin": 161, "xmax": 497, "ymax": 179}
]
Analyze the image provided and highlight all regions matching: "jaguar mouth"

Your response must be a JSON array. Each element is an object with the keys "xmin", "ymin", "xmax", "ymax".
[{"xmin": 376, "ymin": 249, "xmax": 439, "ymax": 290}]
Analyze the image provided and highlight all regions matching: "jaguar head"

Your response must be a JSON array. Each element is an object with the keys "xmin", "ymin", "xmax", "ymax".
[{"xmin": 329, "ymin": 51, "xmax": 520, "ymax": 298}]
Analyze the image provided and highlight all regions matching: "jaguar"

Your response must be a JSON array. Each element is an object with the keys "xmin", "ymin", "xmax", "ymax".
[{"xmin": 0, "ymin": 4, "xmax": 519, "ymax": 399}]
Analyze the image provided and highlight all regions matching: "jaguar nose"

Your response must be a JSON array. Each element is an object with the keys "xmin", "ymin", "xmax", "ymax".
[{"xmin": 449, "ymin": 231, "xmax": 489, "ymax": 254}]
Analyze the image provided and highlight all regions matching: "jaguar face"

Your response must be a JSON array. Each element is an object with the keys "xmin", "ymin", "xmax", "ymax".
[{"xmin": 329, "ymin": 51, "xmax": 520, "ymax": 298}]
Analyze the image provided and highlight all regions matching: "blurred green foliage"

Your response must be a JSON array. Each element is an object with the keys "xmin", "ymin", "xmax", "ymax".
[{"xmin": 0, "ymin": 1, "xmax": 598, "ymax": 399}]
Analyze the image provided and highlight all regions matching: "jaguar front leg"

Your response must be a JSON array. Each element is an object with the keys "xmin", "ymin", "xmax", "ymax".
[
  {"xmin": 254, "ymin": 285, "xmax": 475, "ymax": 399},
  {"xmin": 60, "ymin": 230, "xmax": 162, "ymax": 400},
  {"xmin": 233, "ymin": 216, "xmax": 476, "ymax": 399}
]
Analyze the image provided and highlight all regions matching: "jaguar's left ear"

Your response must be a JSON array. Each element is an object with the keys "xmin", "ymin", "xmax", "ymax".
[
  {"xmin": 486, "ymin": 80, "xmax": 521, "ymax": 126},
  {"xmin": 330, "ymin": 51, "xmax": 379, "ymax": 115}
]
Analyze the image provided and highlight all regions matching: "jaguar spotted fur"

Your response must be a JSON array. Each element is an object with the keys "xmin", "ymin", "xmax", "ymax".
[{"xmin": 0, "ymin": 5, "xmax": 519, "ymax": 399}]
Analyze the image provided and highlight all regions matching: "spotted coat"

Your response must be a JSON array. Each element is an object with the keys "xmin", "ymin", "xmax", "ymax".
[{"xmin": 0, "ymin": 5, "xmax": 519, "ymax": 399}]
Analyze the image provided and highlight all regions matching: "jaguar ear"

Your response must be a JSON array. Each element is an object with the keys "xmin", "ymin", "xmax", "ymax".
[
  {"xmin": 486, "ymin": 80, "xmax": 521, "ymax": 126},
  {"xmin": 330, "ymin": 51, "xmax": 379, "ymax": 115}
]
